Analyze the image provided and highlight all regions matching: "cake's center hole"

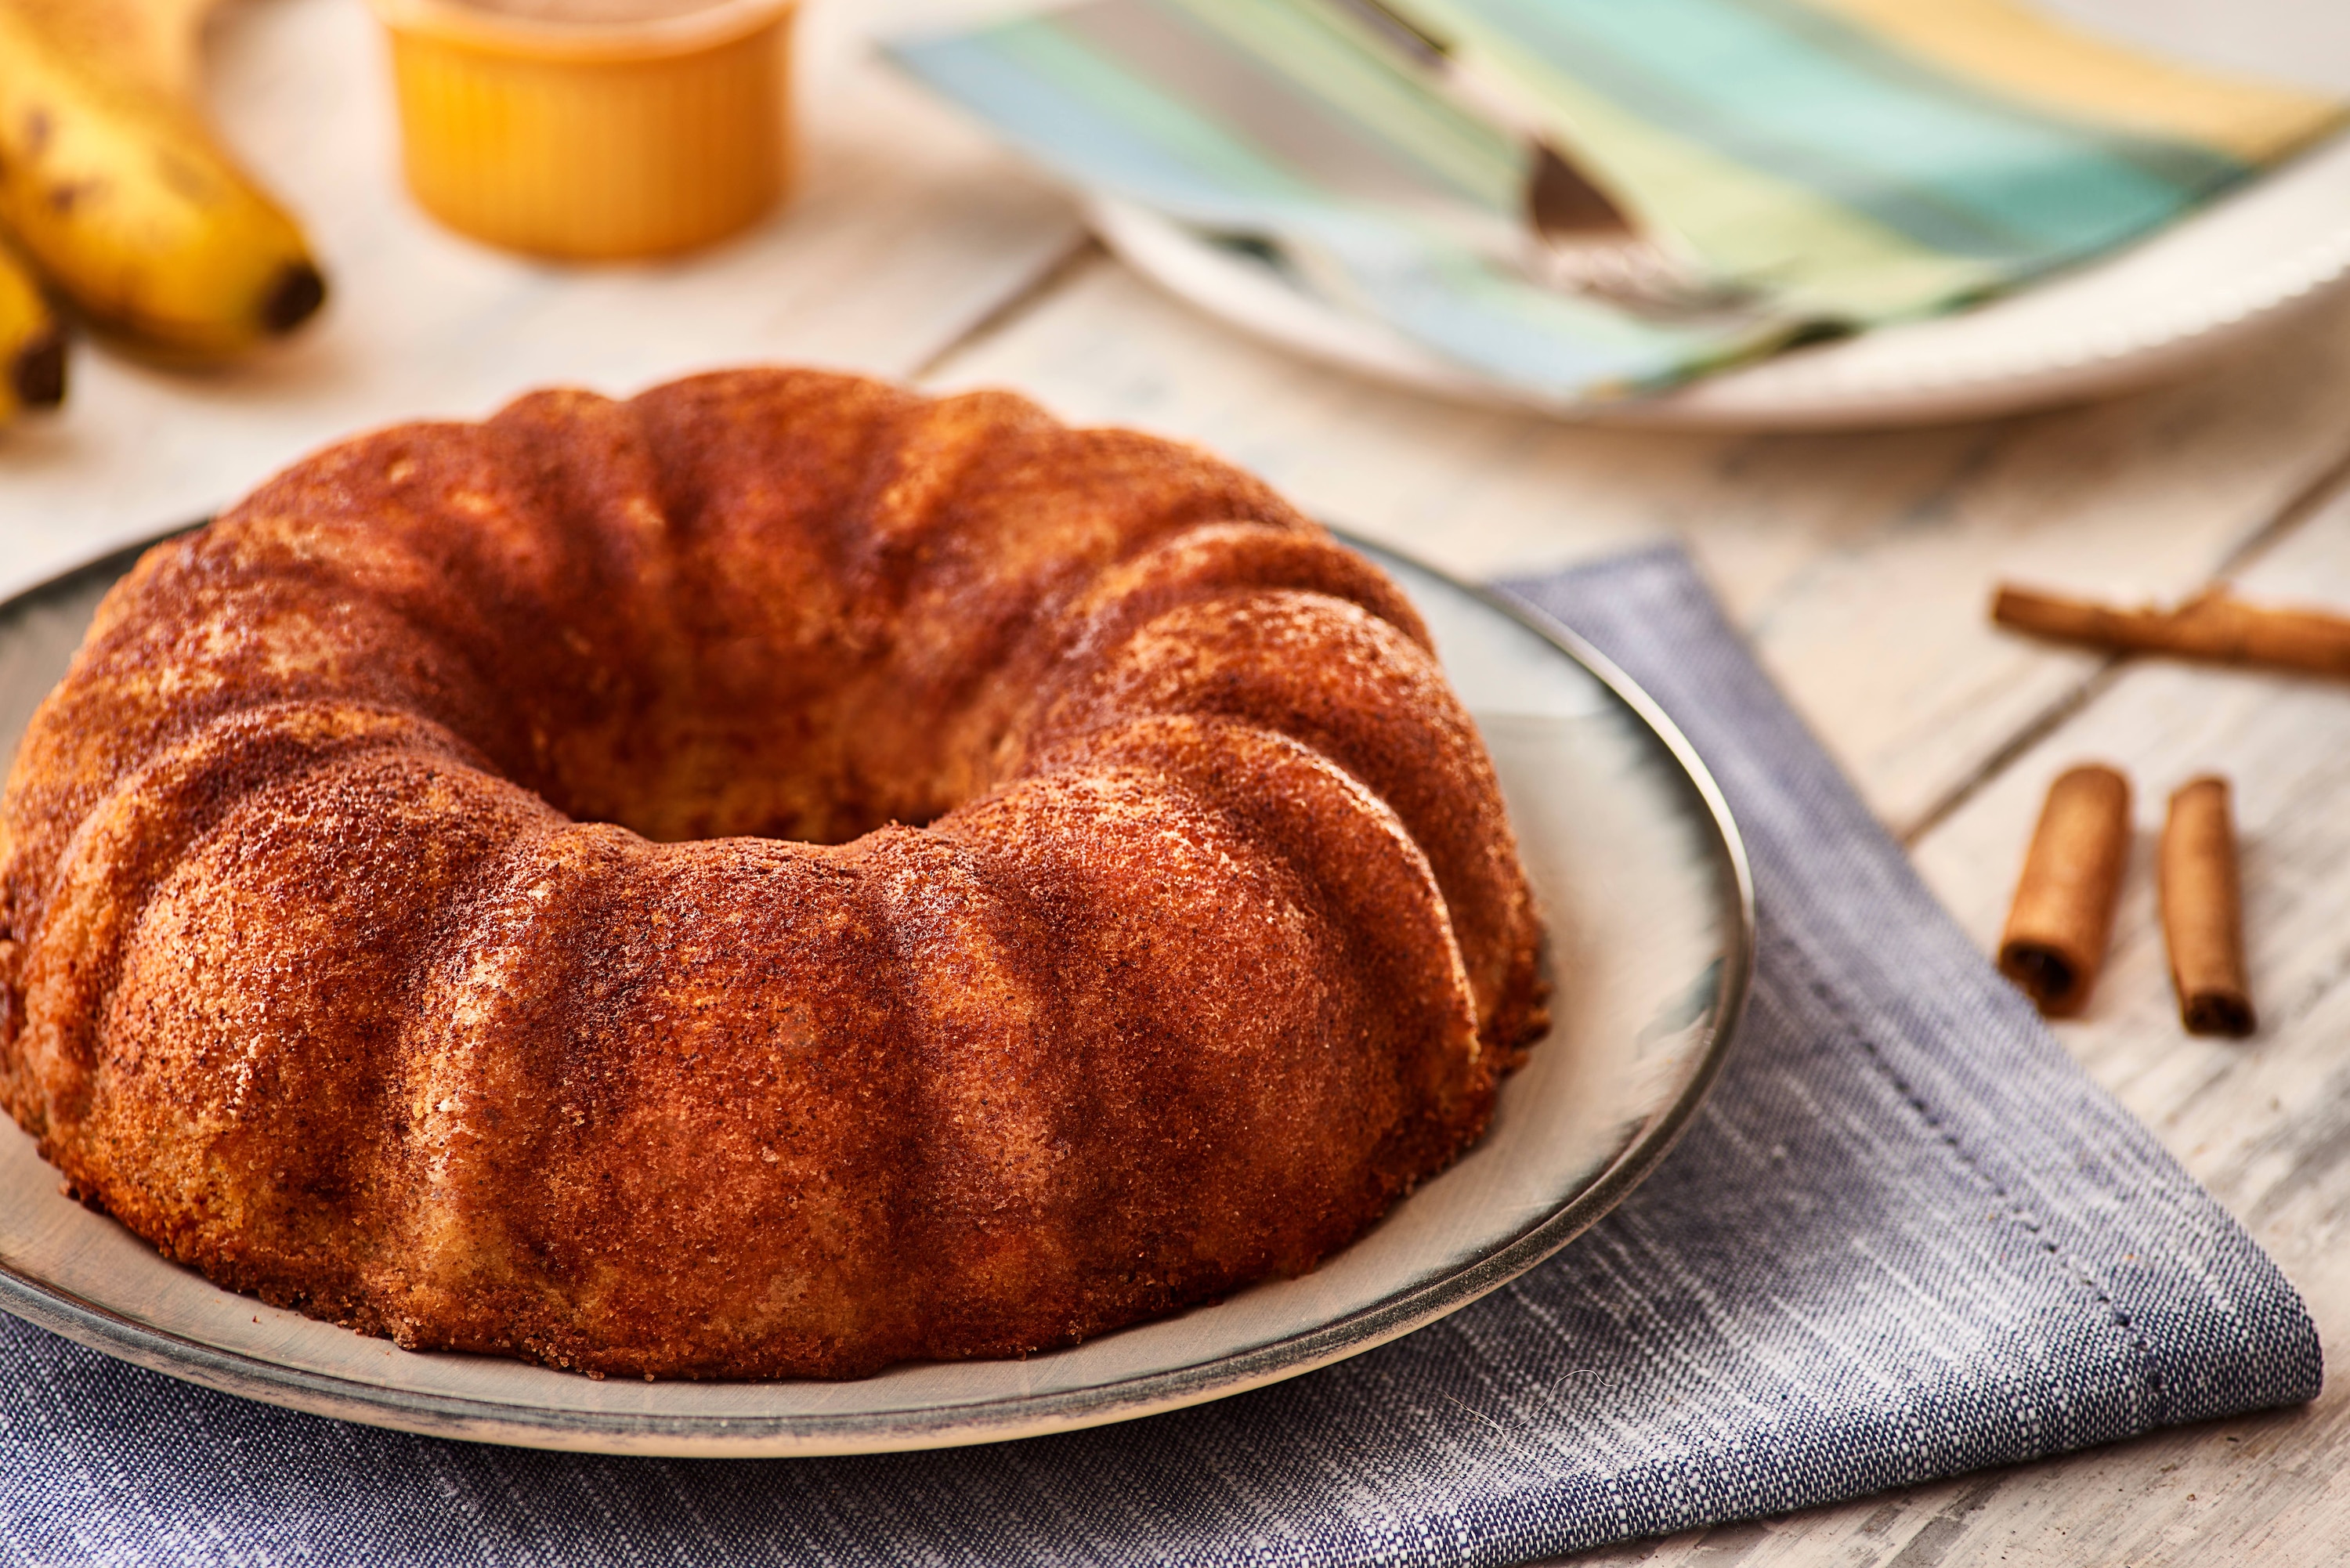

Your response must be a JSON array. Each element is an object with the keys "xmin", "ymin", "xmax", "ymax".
[{"xmin": 520, "ymin": 681, "xmax": 991, "ymax": 848}]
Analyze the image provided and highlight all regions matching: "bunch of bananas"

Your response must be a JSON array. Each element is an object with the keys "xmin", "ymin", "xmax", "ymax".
[{"xmin": 0, "ymin": 0, "xmax": 327, "ymax": 426}]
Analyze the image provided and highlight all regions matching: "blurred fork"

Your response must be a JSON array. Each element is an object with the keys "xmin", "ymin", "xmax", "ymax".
[{"xmin": 1317, "ymin": 0, "xmax": 1761, "ymax": 320}]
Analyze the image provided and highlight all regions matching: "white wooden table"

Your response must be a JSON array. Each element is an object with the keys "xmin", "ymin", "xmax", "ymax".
[{"xmin": 7, "ymin": 1, "xmax": 2350, "ymax": 1560}]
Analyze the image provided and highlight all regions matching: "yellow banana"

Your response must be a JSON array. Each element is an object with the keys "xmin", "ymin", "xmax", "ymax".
[
  {"xmin": 0, "ymin": 238, "xmax": 66, "ymax": 421},
  {"xmin": 0, "ymin": 0, "xmax": 325, "ymax": 364},
  {"xmin": 2, "ymin": 0, "xmax": 212, "ymax": 103}
]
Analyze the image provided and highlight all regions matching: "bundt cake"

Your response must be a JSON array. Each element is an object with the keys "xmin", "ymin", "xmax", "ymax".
[{"xmin": 0, "ymin": 368, "xmax": 1547, "ymax": 1381}]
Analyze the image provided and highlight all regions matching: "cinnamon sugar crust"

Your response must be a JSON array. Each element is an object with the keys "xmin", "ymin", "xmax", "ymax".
[{"xmin": 0, "ymin": 368, "xmax": 1547, "ymax": 1379}]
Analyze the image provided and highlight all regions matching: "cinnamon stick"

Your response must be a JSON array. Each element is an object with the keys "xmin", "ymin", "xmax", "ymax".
[
  {"xmin": 2160, "ymin": 777, "xmax": 2256, "ymax": 1038},
  {"xmin": 1998, "ymin": 764, "xmax": 2131, "ymax": 1016},
  {"xmin": 1991, "ymin": 584, "xmax": 2350, "ymax": 679}
]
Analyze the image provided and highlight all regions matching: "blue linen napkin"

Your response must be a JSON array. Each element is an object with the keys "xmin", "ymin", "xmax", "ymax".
[{"xmin": 0, "ymin": 544, "xmax": 2319, "ymax": 1565}]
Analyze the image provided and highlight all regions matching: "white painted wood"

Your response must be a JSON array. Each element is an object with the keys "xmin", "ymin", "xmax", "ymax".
[
  {"xmin": 5, "ymin": 0, "xmax": 2350, "ymax": 1542},
  {"xmin": 926, "ymin": 254, "xmax": 2350, "ymax": 832},
  {"xmin": 0, "ymin": 0, "xmax": 1084, "ymax": 601},
  {"xmin": 2040, "ymin": 0, "xmax": 2350, "ymax": 96}
]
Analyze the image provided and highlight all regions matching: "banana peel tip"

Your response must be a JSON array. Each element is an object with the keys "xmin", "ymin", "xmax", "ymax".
[
  {"xmin": 261, "ymin": 262, "xmax": 326, "ymax": 336},
  {"xmin": 8, "ymin": 323, "xmax": 67, "ymax": 410}
]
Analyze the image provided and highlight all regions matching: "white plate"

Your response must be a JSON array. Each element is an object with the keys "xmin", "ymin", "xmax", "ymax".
[
  {"xmin": 1090, "ymin": 130, "xmax": 2350, "ymax": 429},
  {"xmin": 0, "ymin": 533, "xmax": 1752, "ymax": 1457}
]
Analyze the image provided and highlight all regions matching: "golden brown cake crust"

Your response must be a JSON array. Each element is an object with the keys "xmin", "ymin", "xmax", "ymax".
[{"xmin": 0, "ymin": 368, "xmax": 1547, "ymax": 1380}]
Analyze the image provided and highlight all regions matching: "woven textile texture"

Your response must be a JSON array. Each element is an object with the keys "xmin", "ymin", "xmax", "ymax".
[{"xmin": 0, "ymin": 544, "xmax": 2320, "ymax": 1566}]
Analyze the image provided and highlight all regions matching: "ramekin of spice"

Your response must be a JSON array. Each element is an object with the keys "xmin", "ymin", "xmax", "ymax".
[{"xmin": 369, "ymin": 0, "xmax": 799, "ymax": 260}]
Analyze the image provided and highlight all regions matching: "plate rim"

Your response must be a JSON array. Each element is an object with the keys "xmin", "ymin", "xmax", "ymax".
[{"xmin": 0, "ymin": 527, "xmax": 1755, "ymax": 1456}]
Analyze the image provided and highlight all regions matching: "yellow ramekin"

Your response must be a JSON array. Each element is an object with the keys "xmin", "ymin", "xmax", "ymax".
[{"xmin": 369, "ymin": 0, "xmax": 798, "ymax": 261}]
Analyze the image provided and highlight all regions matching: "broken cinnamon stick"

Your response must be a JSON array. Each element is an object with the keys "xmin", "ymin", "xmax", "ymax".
[
  {"xmin": 1998, "ymin": 764, "xmax": 2131, "ymax": 1016},
  {"xmin": 2160, "ymin": 777, "xmax": 2256, "ymax": 1039},
  {"xmin": 1991, "ymin": 583, "xmax": 2350, "ymax": 679}
]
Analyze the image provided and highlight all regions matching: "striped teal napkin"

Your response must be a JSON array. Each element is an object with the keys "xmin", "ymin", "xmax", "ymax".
[{"xmin": 886, "ymin": 0, "xmax": 2344, "ymax": 401}]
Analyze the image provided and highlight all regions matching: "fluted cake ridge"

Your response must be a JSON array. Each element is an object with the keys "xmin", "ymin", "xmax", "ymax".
[{"xmin": 0, "ymin": 367, "xmax": 1546, "ymax": 1379}]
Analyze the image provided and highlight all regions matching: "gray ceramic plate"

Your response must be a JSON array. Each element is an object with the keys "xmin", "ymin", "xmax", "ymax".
[{"xmin": 0, "ymin": 531, "xmax": 1752, "ymax": 1457}]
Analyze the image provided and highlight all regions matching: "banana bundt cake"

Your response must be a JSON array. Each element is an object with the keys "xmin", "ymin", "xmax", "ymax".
[{"xmin": 0, "ymin": 368, "xmax": 1547, "ymax": 1380}]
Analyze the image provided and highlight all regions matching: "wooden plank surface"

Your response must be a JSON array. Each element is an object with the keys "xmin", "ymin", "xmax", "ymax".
[
  {"xmin": 0, "ymin": 0, "xmax": 1084, "ymax": 600},
  {"xmin": 7, "ymin": 1, "xmax": 2350, "ymax": 1559}
]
